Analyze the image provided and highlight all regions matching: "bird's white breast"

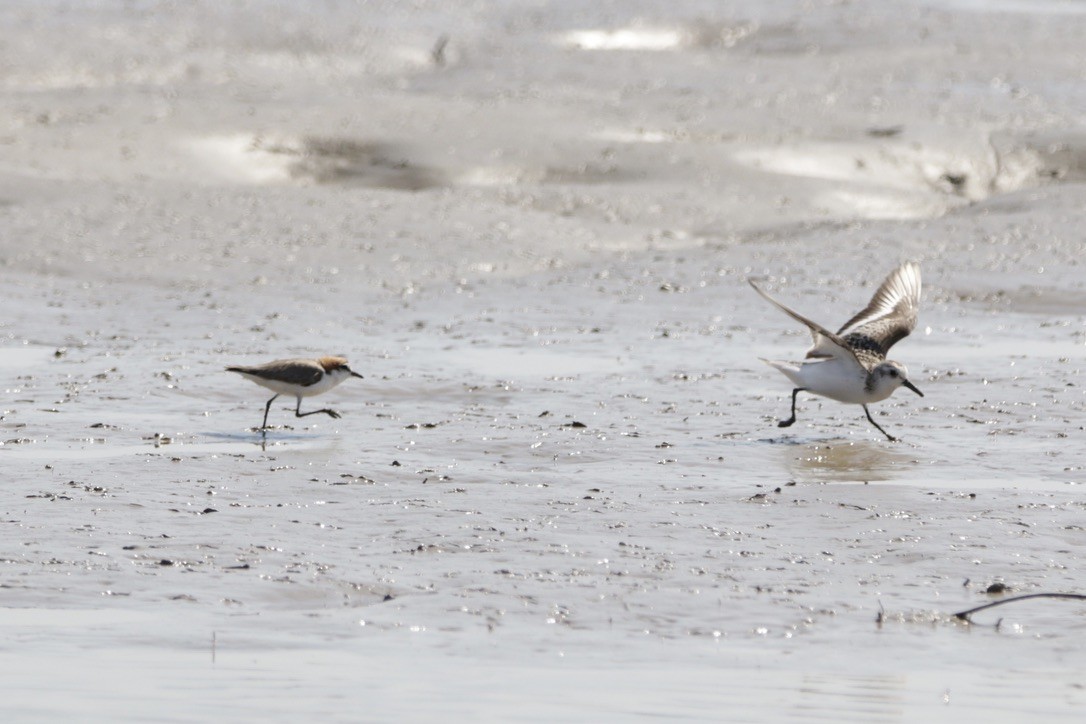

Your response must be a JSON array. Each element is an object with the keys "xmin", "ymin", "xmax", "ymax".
[
  {"xmin": 237, "ymin": 369, "xmax": 348, "ymax": 398},
  {"xmin": 793, "ymin": 358, "xmax": 873, "ymax": 404}
]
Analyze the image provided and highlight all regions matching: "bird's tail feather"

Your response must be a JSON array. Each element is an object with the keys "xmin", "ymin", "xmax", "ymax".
[{"xmin": 759, "ymin": 358, "xmax": 804, "ymax": 388}]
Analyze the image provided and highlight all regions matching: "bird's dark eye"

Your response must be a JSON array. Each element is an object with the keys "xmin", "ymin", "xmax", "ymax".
[{"xmin": 889, "ymin": 369, "xmax": 898, "ymax": 377}]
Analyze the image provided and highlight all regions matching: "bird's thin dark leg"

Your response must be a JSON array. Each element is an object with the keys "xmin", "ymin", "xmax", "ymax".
[
  {"xmin": 261, "ymin": 395, "xmax": 279, "ymax": 432},
  {"xmin": 294, "ymin": 397, "xmax": 342, "ymax": 420},
  {"xmin": 779, "ymin": 388, "xmax": 806, "ymax": 428},
  {"xmin": 863, "ymin": 404, "xmax": 897, "ymax": 442}
]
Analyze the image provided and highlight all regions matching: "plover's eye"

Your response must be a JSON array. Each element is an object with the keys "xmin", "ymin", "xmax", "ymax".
[{"xmin": 889, "ymin": 369, "xmax": 898, "ymax": 377}]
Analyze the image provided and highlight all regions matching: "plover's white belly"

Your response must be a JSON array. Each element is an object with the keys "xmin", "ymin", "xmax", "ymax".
[
  {"xmin": 795, "ymin": 360, "xmax": 872, "ymax": 404},
  {"xmin": 237, "ymin": 372, "xmax": 345, "ymax": 398}
]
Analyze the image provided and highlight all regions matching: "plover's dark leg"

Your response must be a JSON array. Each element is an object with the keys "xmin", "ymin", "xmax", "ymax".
[
  {"xmin": 862, "ymin": 404, "xmax": 897, "ymax": 442},
  {"xmin": 294, "ymin": 397, "xmax": 342, "ymax": 420},
  {"xmin": 261, "ymin": 394, "xmax": 279, "ymax": 431},
  {"xmin": 779, "ymin": 388, "xmax": 806, "ymax": 428}
]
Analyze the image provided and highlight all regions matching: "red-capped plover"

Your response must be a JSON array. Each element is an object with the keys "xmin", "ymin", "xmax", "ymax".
[
  {"xmin": 749, "ymin": 262, "xmax": 924, "ymax": 442},
  {"xmin": 226, "ymin": 356, "xmax": 364, "ymax": 432}
]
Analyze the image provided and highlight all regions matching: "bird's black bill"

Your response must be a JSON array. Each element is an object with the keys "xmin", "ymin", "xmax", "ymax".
[
  {"xmin": 351, "ymin": 372, "xmax": 364, "ymax": 379},
  {"xmin": 903, "ymin": 379, "xmax": 923, "ymax": 397}
]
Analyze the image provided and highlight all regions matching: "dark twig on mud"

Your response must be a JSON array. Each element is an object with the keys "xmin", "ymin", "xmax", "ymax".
[{"xmin": 953, "ymin": 593, "xmax": 1086, "ymax": 623}]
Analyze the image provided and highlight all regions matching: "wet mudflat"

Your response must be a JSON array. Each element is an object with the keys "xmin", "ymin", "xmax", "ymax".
[
  {"xmin": 2, "ymin": 1, "xmax": 1086, "ymax": 720},
  {"xmin": 3, "ymin": 226, "xmax": 1084, "ymax": 720}
]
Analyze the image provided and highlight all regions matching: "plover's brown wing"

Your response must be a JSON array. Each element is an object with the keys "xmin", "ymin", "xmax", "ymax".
[
  {"xmin": 837, "ymin": 262, "xmax": 921, "ymax": 360},
  {"xmin": 748, "ymin": 279, "xmax": 866, "ymax": 372},
  {"xmin": 227, "ymin": 359, "xmax": 324, "ymax": 386}
]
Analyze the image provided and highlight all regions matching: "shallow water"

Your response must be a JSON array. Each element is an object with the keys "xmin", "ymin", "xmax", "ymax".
[
  {"xmin": 2, "ymin": 0, "xmax": 1086, "ymax": 720},
  {"xmin": 3, "ymin": 245, "xmax": 1084, "ymax": 719}
]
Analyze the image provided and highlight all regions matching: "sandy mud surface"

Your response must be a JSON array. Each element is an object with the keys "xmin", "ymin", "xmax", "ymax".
[{"xmin": 2, "ymin": 1, "xmax": 1085, "ymax": 720}]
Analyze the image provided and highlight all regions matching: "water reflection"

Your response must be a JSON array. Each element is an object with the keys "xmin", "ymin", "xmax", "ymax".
[
  {"xmin": 202, "ymin": 430, "xmax": 319, "ymax": 452},
  {"xmin": 785, "ymin": 440, "xmax": 916, "ymax": 482}
]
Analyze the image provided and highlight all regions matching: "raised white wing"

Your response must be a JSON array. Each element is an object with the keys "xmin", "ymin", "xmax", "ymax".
[
  {"xmin": 748, "ymin": 278, "xmax": 867, "ymax": 373},
  {"xmin": 837, "ymin": 262, "xmax": 921, "ymax": 357}
]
